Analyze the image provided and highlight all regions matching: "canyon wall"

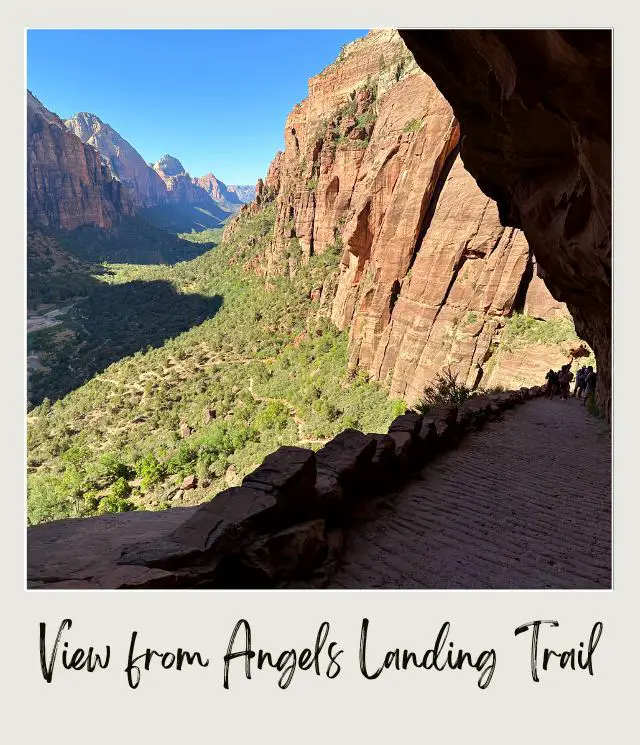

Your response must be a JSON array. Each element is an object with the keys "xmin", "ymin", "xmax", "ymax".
[
  {"xmin": 27, "ymin": 92, "xmax": 134, "ymax": 230},
  {"xmin": 398, "ymin": 30, "xmax": 611, "ymax": 417},
  {"xmin": 152, "ymin": 154, "xmax": 216, "ymax": 206},
  {"xmin": 194, "ymin": 174, "xmax": 256, "ymax": 213},
  {"xmin": 234, "ymin": 30, "xmax": 571, "ymax": 403},
  {"xmin": 65, "ymin": 112, "xmax": 169, "ymax": 207},
  {"xmin": 33, "ymin": 98, "xmax": 253, "ymax": 228}
]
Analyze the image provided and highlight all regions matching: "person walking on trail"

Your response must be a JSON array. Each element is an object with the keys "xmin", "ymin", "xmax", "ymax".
[
  {"xmin": 583, "ymin": 366, "xmax": 597, "ymax": 406},
  {"xmin": 558, "ymin": 364, "xmax": 574, "ymax": 400},
  {"xmin": 574, "ymin": 365, "xmax": 587, "ymax": 398},
  {"xmin": 545, "ymin": 369, "xmax": 559, "ymax": 399}
]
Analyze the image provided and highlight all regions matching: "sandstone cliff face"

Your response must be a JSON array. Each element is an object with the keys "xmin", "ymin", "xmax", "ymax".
[
  {"xmin": 27, "ymin": 92, "xmax": 134, "ymax": 230},
  {"xmin": 65, "ymin": 112, "xmax": 169, "ymax": 207},
  {"xmin": 399, "ymin": 30, "xmax": 611, "ymax": 416},
  {"xmin": 239, "ymin": 31, "xmax": 568, "ymax": 403}
]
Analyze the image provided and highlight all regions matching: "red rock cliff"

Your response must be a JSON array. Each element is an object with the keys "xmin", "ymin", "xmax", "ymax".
[
  {"xmin": 27, "ymin": 92, "xmax": 134, "ymax": 230},
  {"xmin": 65, "ymin": 111, "xmax": 168, "ymax": 208},
  {"xmin": 239, "ymin": 30, "xmax": 569, "ymax": 403},
  {"xmin": 399, "ymin": 30, "xmax": 611, "ymax": 416}
]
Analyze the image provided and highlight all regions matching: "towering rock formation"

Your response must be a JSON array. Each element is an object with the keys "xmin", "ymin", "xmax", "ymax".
[
  {"xmin": 152, "ymin": 155, "xmax": 222, "ymax": 209},
  {"xmin": 31, "ymin": 96, "xmax": 249, "ymax": 236},
  {"xmin": 27, "ymin": 91, "xmax": 134, "ymax": 230},
  {"xmin": 194, "ymin": 173, "xmax": 244, "ymax": 212},
  {"xmin": 235, "ymin": 30, "xmax": 570, "ymax": 402},
  {"xmin": 398, "ymin": 30, "xmax": 611, "ymax": 416},
  {"xmin": 65, "ymin": 112, "xmax": 168, "ymax": 207}
]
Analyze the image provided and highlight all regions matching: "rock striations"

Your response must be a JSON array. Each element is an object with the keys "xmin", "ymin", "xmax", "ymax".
[
  {"xmin": 227, "ymin": 30, "xmax": 570, "ymax": 403},
  {"xmin": 27, "ymin": 91, "xmax": 134, "ymax": 230},
  {"xmin": 29, "ymin": 94, "xmax": 256, "ymax": 231},
  {"xmin": 398, "ymin": 30, "xmax": 611, "ymax": 417},
  {"xmin": 65, "ymin": 112, "xmax": 168, "ymax": 207}
]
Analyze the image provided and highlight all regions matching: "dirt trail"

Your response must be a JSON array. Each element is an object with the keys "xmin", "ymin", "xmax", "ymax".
[
  {"xmin": 248, "ymin": 377, "xmax": 329, "ymax": 446},
  {"xmin": 325, "ymin": 397, "xmax": 611, "ymax": 589},
  {"xmin": 27, "ymin": 305, "xmax": 74, "ymax": 333}
]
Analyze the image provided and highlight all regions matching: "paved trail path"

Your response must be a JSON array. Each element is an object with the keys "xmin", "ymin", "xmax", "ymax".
[{"xmin": 327, "ymin": 397, "xmax": 611, "ymax": 589}]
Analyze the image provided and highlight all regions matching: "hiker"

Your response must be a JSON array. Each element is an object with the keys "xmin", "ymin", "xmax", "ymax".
[
  {"xmin": 558, "ymin": 364, "xmax": 574, "ymax": 399},
  {"xmin": 583, "ymin": 366, "xmax": 597, "ymax": 406},
  {"xmin": 574, "ymin": 365, "xmax": 588, "ymax": 398},
  {"xmin": 545, "ymin": 369, "xmax": 559, "ymax": 399}
]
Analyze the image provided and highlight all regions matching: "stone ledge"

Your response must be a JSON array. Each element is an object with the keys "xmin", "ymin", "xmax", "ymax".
[{"xmin": 27, "ymin": 385, "xmax": 542, "ymax": 589}]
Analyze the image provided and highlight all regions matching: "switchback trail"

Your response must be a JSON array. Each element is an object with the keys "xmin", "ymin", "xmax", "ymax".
[
  {"xmin": 248, "ymin": 377, "xmax": 330, "ymax": 447},
  {"xmin": 326, "ymin": 397, "xmax": 611, "ymax": 589}
]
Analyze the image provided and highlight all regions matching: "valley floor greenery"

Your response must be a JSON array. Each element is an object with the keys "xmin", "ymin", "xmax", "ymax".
[{"xmin": 27, "ymin": 203, "xmax": 405, "ymax": 524}]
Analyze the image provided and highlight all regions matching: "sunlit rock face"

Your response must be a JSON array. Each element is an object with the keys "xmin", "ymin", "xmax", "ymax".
[
  {"xmin": 228, "ymin": 30, "xmax": 568, "ymax": 403},
  {"xmin": 27, "ymin": 91, "xmax": 134, "ymax": 229},
  {"xmin": 65, "ymin": 111, "xmax": 168, "ymax": 207},
  {"xmin": 399, "ymin": 30, "xmax": 611, "ymax": 417}
]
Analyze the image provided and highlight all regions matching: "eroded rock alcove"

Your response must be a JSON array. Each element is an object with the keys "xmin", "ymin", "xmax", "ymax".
[{"xmin": 398, "ymin": 30, "xmax": 612, "ymax": 419}]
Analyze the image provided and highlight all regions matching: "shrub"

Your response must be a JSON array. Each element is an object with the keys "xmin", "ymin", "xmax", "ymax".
[
  {"xmin": 135, "ymin": 453, "xmax": 166, "ymax": 491},
  {"xmin": 97, "ymin": 494, "xmax": 133, "ymax": 515},
  {"xmin": 254, "ymin": 401, "xmax": 291, "ymax": 431},
  {"xmin": 109, "ymin": 477, "xmax": 131, "ymax": 499},
  {"xmin": 97, "ymin": 452, "xmax": 131, "ymax": 482},
  {"xmin": 27, "ymin": 474, "xmax": 71, "ymax": 525},
  {"xmin": 414, "ymin": 367, "xmax": 474, "ymax": 414}
]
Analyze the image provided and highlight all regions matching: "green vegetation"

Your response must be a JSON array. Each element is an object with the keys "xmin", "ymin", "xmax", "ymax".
[
  {"xmin": 414, "ymin": 368, "xmax": 475, "ymax": 414},
  {"xmin": 501, "ymin": 313, "xmax": 596, "ymax": 367},
  {"xmin": 27, "ymin": 202, "xmax": 404, "ymax": 525},
  {"xmin": 177, "ymin": 227, "xmax": 224, "ymax": 244},
  {"xmin": 53, "ymin": 214, "xmax": 215, "ymax": 265},
  {"xmin": 403, "ymin": 117, "xmax": 423, "ymax": 133},
  {"xmin": 356, "ymin": 111, "xmax": 377, "ymax": 129},
  {"xmin": 27, "ymin": 231, "xmax": 98, "ymax": 308},
  {"xmin": 327, "ymin": 83, "xmax": 378, "ymax": 152}
]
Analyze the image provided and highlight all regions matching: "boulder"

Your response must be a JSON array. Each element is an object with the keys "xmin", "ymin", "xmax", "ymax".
[
  {"xmin": 225, "ymin": 464, "xmax": 240, "ymax": 487},
  {"xmin": 181, "ymin": 474, "xmax": 197, "ymax": 490},
  {"xmin": 242, "ymin": 446, "xmax": 317, "ymax": 513},
  {"xmin": 388, "ymin": 410, "xmax": 423, "ymax": 436},
  {"xmin": 170, "ymin": 486, "xmax": 279, "ymax": 553},
  {"xmin": 315, "ymin": 429, "xmax": 376, "ymax": 500},
  {"xmin": 268, "ymin": 519, "xmax": 327, "ymax": 576}
]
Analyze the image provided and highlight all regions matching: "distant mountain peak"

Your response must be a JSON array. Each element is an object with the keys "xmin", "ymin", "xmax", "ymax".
[
  {"xmin": 65, "ymin": 111, "xmax": 169, "ymax": 208},
  {"xmin": 154, "ymin": 154, "xmax": 186, "ymax": 177}
]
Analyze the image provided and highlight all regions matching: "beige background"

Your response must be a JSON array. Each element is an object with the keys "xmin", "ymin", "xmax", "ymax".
[{"xmin": 3, "ymin": 3, "xmax": 634, "ymax": 741}]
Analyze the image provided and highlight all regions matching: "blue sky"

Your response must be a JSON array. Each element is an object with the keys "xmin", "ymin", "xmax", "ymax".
[{"xmin": 27, "ymin": 29, "xmax": 367, "ymax": 185}]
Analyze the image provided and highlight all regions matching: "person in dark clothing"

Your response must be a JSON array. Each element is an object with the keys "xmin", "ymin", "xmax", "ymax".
[
  {"xmin": 583, "ymin": 366, "xmax": 597, "ymax": 406},
  {"xmin": 574, "ymin": 365, "xmax": 588, "ymax": 398},
  {"xmin": 545, "ymin": 369, "xmax": 559, "ymax": 399},
  {"xmin": 558, "ymin": 364, "xmax": 574, "ymax": 399}
]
